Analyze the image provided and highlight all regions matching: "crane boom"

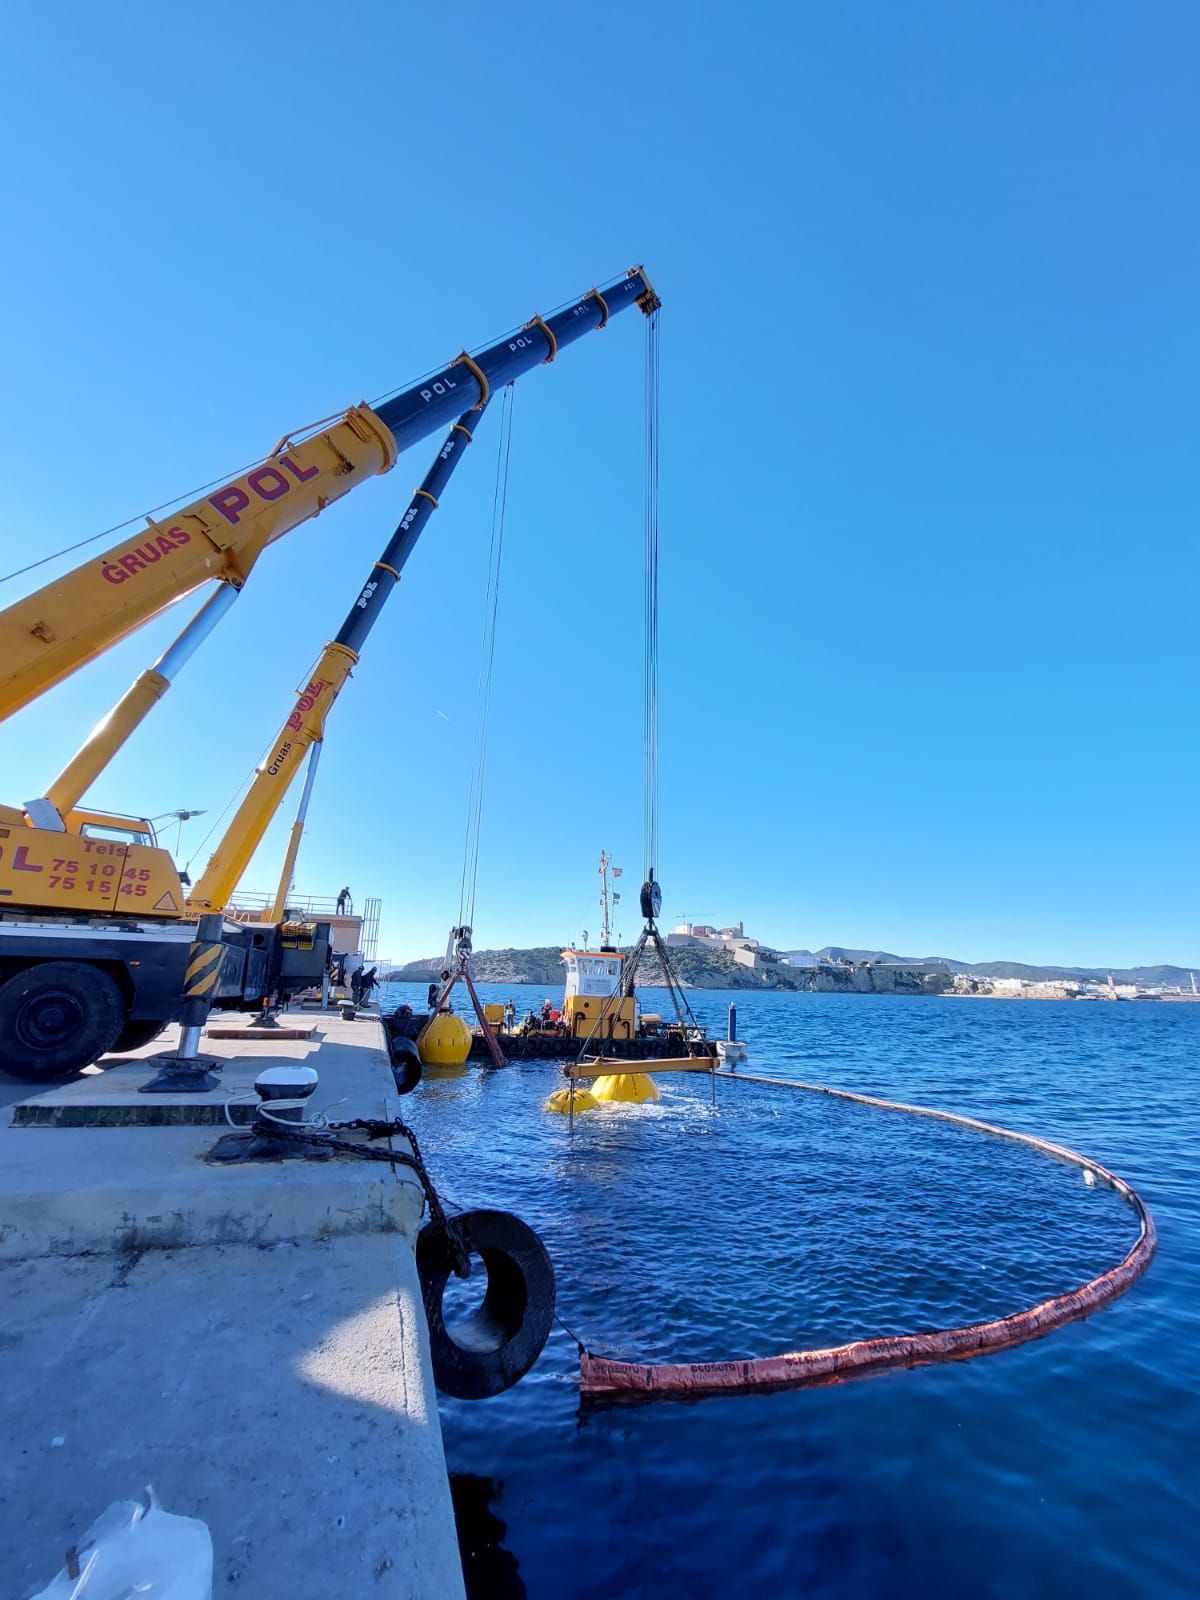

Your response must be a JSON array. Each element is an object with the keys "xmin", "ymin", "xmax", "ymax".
[
  {"xmin": 185, "ymin": 403, "xmax": 489, "ymax": 913},
  {"xmin": 0, "ymin": 268, "xmax": 657, "ymax": 724}
]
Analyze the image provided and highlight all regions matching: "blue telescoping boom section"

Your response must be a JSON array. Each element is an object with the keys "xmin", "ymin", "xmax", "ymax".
[
  {"xmin": 335, "ymin": 404, "xmax": 490, "ymax": 656},
  {"xmin": 373, "ymin": 267, "xmax": 658, "ymax": 454}
]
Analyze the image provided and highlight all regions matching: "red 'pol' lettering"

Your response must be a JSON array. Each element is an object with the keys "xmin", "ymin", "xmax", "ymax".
[
  {"xmin": 209, "ymin": 452, "xmax": 321, "ymax": 526},
  {"xmin": 286, "ymin": 678, "xmax": 326, "ymax": 732}
]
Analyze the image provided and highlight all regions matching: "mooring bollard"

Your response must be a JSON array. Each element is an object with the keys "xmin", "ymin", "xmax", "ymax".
[
  {"xmin": 139, "ymin": 913, "xmax": 226, "ymax": 1093},
  {"xmin": 715, "ymin": 1002, "xmax": 746, "ymax": 1069}
]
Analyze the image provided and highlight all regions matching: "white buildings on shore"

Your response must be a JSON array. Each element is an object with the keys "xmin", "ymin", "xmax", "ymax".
[{"xmin": 667, "ymin": 920, "xmax": 766, "ymax": 968}]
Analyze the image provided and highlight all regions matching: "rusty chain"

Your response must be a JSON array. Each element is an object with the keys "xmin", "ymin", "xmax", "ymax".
[{"xmin": 256, "ymin": 1113, "xmax": 471, "ymax": 1276}]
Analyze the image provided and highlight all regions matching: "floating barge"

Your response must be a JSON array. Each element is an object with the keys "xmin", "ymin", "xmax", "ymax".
[
  {"xmin": 385, "ymin": 1009, "xmax": 717, "ymax": 1064},
  {"xmin": 386, "ymin": 934, "xmax": 719, "ymax": 1068}
]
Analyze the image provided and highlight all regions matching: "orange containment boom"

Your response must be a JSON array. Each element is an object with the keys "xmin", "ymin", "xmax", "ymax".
[{"xmin": 579, "ymin": 1074, "xmax": 1157, "ymax": 1402}]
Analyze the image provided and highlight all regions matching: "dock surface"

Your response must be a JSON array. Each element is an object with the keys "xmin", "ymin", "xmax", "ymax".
[{"xmin": 0, "ymin": 1012, "xmax": 466, "ymax": 1598}]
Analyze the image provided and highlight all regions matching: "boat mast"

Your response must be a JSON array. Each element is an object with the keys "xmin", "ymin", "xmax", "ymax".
[{"xmin": 599, "ymin": 850, "xmax": 612, "ymax": 948}]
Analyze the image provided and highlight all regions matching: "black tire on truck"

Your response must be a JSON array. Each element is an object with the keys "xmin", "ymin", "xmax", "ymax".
[
  {"xmin": 0, "ymin": 962, "xmax": 126, "ymax": 1082},
  {"xmin": 109, "ymin": 1018, "xmax": 166, "ymax": 1054}
]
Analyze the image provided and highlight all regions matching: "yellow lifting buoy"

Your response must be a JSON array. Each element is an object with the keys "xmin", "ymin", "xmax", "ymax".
[
  {"xmin": 419, "ymin": 1012, "xmax": 473, "ymax": 1068},
  {"xmin": 591, "ymin": 1072, "xmax": 661, "ymax": 1104},
  {"xmin": 544, "ymin": 1086, "xmax": 600, "ymax": 1115}
]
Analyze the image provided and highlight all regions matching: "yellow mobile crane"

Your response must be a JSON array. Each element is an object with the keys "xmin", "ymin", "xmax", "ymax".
[
  {"xmin": 0, "ymin": 410, "xmax": 485, "ymax": 1079},
  {"xmin": 0, "ymin": 268, "xmax": 656, "ymax": 905},
  {"xmin": 185, "ymin": 401, "xmax": 486, "ymax": 916},
  {"xmin": 0, "ymin": 269, "xmax": 655, "ymax": 725},
  {"xmin": 0, "ymin": 270, "xmax": 659, "ymax": 1079}
]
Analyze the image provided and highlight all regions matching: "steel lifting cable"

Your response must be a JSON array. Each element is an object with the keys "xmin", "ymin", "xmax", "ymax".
[
  {"xmin": 575, "ymin": 307, "xmax": 696, "ymax": 1052},
  {"xmin": 183, "ymin": 637, "xmax": 336, "ymax": 875},
  {"xmin": 638, "ymin": 309, "xmax": 699, "ymax": 1037},
  {"xmin": 643, "ymin": 309, "xmax": 661, "ymax": 886},
  {"xmin": 574, "ymin": 310, "xmax": 691, "ymax": 1062},
  {"xmin": 0, "ymin": 294, "xmax": 590, "ymax": 591},
  {"xmin": 183, "ymin": 758, "xmax": 263, "ymax": 876},
  {"xmin": 1, "ymin": 274, "xmax": 643, "ymax": 591},
  {"xmin": 0, "ymin": 463, "xmax": 272, "ymax": 589},
  {"xmin": 457, "ymin": 384, "xmax": 515, "ymax": 930}
]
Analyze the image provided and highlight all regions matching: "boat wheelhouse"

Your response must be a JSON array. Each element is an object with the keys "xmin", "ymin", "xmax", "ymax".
[{"xmin": 560, "ymin": 947, "xmax": 637, "ymax": 1041}]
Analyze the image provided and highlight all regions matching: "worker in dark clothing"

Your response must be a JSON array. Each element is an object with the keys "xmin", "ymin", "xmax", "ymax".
[{"xmin": 336, "ymin": 886, "xmax": 352, "ymax": 916}]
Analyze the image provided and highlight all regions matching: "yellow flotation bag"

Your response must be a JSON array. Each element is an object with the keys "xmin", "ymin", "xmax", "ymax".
[
  {"xmin": 419, "ymin": 1012, "xmax": 473, "ymax": 1068},
  {"xmin": 544, "ymin": 1086, "xmax": 600, "ymax": 1115},
  {"xmin": 591, "ymin": 1072, "xmax": 660, "ymax": 1104}
]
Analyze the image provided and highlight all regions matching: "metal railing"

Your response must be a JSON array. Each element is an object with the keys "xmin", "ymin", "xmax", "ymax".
[{"xmin": 223, "ymin": 892, "xmax": 381, "ymax": 959}]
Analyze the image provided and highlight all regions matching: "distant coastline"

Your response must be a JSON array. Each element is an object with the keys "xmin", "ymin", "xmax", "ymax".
[{"xmin": 385, "ymin": 942, "xmax": 1199, "ymax": 1002}]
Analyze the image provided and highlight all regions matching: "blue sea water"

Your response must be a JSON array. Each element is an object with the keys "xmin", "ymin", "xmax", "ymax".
[{"xmin": 384, "ymin": 984, "xmax": 1199, "ymax": 1599}]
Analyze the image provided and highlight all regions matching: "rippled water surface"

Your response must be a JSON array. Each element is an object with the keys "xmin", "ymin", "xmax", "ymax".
[{"xmin": 384, "ymin": 984, "xmax": 1199, "ymax": 1599}]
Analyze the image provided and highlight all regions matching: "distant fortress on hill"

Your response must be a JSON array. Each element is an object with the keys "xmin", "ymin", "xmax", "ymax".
[{"xmin": 664, "ymin": 923, "xmax": 950, "ymax": 991}]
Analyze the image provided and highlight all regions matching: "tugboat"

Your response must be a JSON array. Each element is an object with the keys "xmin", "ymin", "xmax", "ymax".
[
  {"xmin": 487, "ymin": 853, "xmax": 714, "ymax": 1063},
  {"xmin": 559, "ymin": 851, "xmax": 640, "ymax": 1045},
  {"xmin": 560, "ymin": 942, "xmax": 637, "ymax": 1043},
  {"xmin": 544, "ymin": 862, "xmax": 718, "ymax": 1114},
  {"xmin": 381, "ymin": 855, "xmax": 717, "ymax": 1072}
]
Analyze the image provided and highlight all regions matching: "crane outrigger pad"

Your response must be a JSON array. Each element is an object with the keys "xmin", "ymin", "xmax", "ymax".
[{"xmin": 204, "ymin": 1023, "xmax": 316, "ymax": 1041}]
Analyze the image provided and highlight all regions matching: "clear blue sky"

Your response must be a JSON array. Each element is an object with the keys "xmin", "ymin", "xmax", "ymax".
[{"xmin": 1, "ymin": 3, "xmax": 1196, "ymax": 968}]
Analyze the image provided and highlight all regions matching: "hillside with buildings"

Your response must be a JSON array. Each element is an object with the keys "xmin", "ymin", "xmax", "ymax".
[
  {"xmin": 385, "ymin": 920, "xmax": 1197, "ymax": 1000},
  {"xmin": 385, "ymin": 921, "xmax": 951, "ymax": 994}
]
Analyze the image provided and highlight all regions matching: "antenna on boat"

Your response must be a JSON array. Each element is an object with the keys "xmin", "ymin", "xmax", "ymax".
[{"xmin": 598, "ymin": 850, "xmax": 621, "ymax": 950}]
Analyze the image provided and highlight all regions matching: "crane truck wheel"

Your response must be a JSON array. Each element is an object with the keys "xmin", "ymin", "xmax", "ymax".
[
  {"xmin": 109, "ymin": 1018, "xmax": 167, "ymax": 1054},
  {"xmin": 0, "ymin": 962, "xmax": 126, "ymax": 1082}
]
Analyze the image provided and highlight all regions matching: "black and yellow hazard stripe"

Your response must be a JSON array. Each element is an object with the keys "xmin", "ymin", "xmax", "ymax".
[{"xmin": 183, "ymin": 941, "xmax": 223, "ymax": 1000}]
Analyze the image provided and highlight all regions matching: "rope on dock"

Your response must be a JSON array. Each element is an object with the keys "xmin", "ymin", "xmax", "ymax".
[{"xmin": 579, "ymin": 1071, "xmax": 1157, "ymax": 1402}]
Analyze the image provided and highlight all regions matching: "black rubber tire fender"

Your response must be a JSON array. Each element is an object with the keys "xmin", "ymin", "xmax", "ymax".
[
  {"xmin": 0, "ymin": 961, "xmax": 126, "ymax": 1082},
  {"xmin": 417, "ymin": 1209, "xmax": 557, "ymax": 1400},
  {"xmin": 390, "ymin": 1035, "xmax": 423, "ymax": 1096}
]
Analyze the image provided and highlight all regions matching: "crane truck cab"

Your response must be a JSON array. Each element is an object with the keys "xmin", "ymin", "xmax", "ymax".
[
  {"xmin": 64, "ymin": 808, "xmax": 156, "ymax": 847},
  {"xmin": 0, "ymin": 804, "xmax": 186, "ymax": 918},
  {"xmin": 0, "ymin": 803, "xmax": 331, "ymax": 1084}
]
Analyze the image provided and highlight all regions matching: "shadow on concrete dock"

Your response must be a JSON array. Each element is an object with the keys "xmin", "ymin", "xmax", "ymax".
[{"xmin": 0, "ymin": 1012, "xmax": 465, "ymax": 1598}]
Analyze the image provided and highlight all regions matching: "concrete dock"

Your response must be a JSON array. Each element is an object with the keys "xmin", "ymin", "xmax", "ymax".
[{"xmin": 0, "ymin": 1013, "xmax": 466, "ymax": 1598}]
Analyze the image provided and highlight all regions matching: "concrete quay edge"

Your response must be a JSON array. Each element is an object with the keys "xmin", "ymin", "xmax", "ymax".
[
  {"xmin": 1, "ymin": 1011, "xmax": 422, "ymax": 1260},
  {"xmin": 0, "ymin": 1010, "xmax": 467, "ymax": 1599}
]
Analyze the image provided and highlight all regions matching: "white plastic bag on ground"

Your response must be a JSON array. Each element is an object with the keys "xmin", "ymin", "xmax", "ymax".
[{"xmin": 29, "ymin": 1488, "xmax": 212, "ymax": 1599}]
